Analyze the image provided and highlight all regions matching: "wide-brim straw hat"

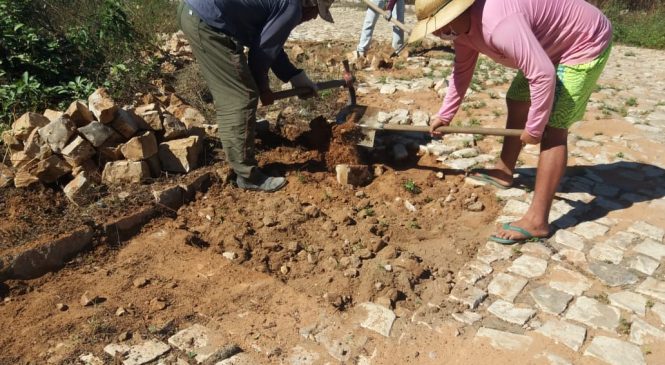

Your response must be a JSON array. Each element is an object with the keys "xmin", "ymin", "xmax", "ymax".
[{"xmin": 408, "ymin": 0, "xmax": 475, "ymax": 43}]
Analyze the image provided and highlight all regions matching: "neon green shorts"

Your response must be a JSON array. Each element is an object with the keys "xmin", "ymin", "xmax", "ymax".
[{"xmin": 506, "ymin": 43, "xmax": 612, "ymax": 129}]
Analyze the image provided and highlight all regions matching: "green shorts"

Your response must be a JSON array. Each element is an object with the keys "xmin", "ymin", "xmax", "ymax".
[{"xmin": 506, "ymin": 43, "xmax": 612, "ymax": 129}]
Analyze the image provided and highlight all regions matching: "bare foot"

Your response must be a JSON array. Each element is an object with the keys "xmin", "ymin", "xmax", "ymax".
[
  {"xmin": 494, "ymin": 217, "xmax": 549, "ymax": 241},
  {"xmin": 471, "ymin": 168, "xmax": 513, "ymax": 188}
]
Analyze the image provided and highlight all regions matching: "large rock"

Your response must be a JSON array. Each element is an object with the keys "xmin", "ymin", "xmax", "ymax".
[
  {"xmin": 64, "ymin": 173, "xmax": 96, "ymax": 206},
  {"xmin": 9, "ymin": 151, "xmax": 32, "ymax": 169},
  {"xmin": 12, "ymin": 112, "xmax": 50, "ymax": 141},
  {"xmin": 13, "ymin": 170, "xmax": 39, "ymax": 188},
  {"xmin": 336, "ymin": 164, "xmax": 372, "ymax": 187},
  {"xmin": 158, "ymin": 136, "xmax": 202, "ymax": 173},
  {"xmin": 102, "ymin": 160, "xmax": 151, "ymax": 185},
  {"xmin": 78, "ymin": 121, "xmax": 118, "ymax": 147},
  {"xmin": 2, "ymin": 130, "xmax": 23, "ymax": 151},
  {"xmin": 167, "ymin": 104, "xmax": 207, "ymax": 129},
  {"xmin": 162, "ymin": 113, "xmax": 188, "ymax": 140},
  {"xmin": 38, "ymin": 117, "xmax": 77, "ymax": 154},
  {"xmin": 62, "ymin": 136, "xmax": 96, "ymax": 166},
  {"xmin": 43, "ymin": 109, "xmax": 64, "ymax": 122},
  {"xmin": 23, "ymin": 128, "xmax": 52, "ymax": 160},
  {"xmin": 65, "ymin": 100, "xmax": 95, "ymax": 127},
  {"xmin": 88, "ymin": 88, "xmax": 118, "ymax": 123},
  {"xmin": 140, "ymin": 110, "xmax": 163, "ymax": 132},
  {"xmin": 32, "ymin": 155, "xmax": 72, "ymax": 183},
  {"xmin": 110, "ymin": 108, "xmax": 147, "ymax": 139},
  {"xmin": 0, "ymin": 164, "xmax": 14, "ymax": 188},
  {"xmin": 121, "ymin": 131, "xmax": 158, "ymax": 161}
]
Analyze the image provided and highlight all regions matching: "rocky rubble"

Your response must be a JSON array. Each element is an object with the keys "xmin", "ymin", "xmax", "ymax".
[{"xmin": 1, "ymin": 87, "xmax": 214, "ymax": 206}]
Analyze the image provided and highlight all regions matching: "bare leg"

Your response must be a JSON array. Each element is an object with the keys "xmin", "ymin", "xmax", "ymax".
[
  {"xmin": 495, "ymin": 126, "xmax": 568, "ymax": 240},
  {"xmin": 474, "ymin": 98, "xmax": 530, "ymax": 186}
]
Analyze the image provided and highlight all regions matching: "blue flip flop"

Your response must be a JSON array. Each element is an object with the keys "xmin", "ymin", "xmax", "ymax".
[
  {"xmin": 489, "ymin": 223, "xmax": 542, "ymax": 245},
  {"xmin": 468, "ymin": 173, "xmax": 511, "ymax": 190}
]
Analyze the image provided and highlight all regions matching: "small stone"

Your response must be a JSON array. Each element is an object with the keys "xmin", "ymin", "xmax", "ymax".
[
  {"xmin": 449, "ymin": 284, "xmax": 487, "ymax": 309},
  {"xmin": 452, "ymin": 311, "xmax": 483, "ymax": 325},
  {"xmin": 62, "ymin": 136, "xmax": 96, "ymax": 166},
  {"xmin": 159, "ymin": 136, "xmax": 202, "ymax": 173},
  {"xmin": 162, "ymin": 114, "xmax": 188, "ymax": 140},
  {"xmin": 104, "ymin": 340, "xmax": 171, "ymax": 365},
  {"xmin": 629, "ymin": 315, "xmax": 665, "ymax": 345},
  {"xmin": 149, "ymin": 297, "xmax": 167, "ymax": 311},
  {"xmin": 507, "ymin": 255, "xmax": 548, "ymax": 278},
  {"xmin": 589, "ymin": 261, "xmax": 638, "ymax": 287},
  {"xmin": 88, "ymin": 88, "xmax": 118, "ymax": 123},
  {"xmin": 573, "ymin": 221, "xmax": 609, "ymax": 240},
  {"xmin": 116, "ymin": 307, "xmax": 127, "ymax": 316},
  {"xmin": 488, "ymin": 273, "xmax": 528, "ymax": 302},
  {"xmin": 222, "ymin": 252, "xmax": 237, "ymax": 261},
  {"xmin": 64, "ymin": 173, "xmax": 96, "ymax": 206},
  {"xmin": 628, "ymin": 221, "xmax": 665, "ymax": 242},
  {"xmin": 118, "ymin": 331, "xmax": 132, "ymax": 342},
  {"xmin": 133, "ymin": 277, "xmax": 149, "ymax": 288},
  {"xmin": 65, "ymin": 100, "xmax": 95, "ymax": 127},
  {"xmin": 80, "ymin": 291, "xmax": 103, "ymax": 307},
  {"xmin": 281, "ymin": 265, "xmax": 290, "ymax": 275},
  {"xmin": 359, "ymin": 302, "xmax": 396, "ymax": 337},
  {"xmin": 529, "ymin": 286, "xmax": 573, "ymax": 314},
  {"xmin": 475, "ymin": 327, "xmax": 533, "ymax": 351},
  {"xmin": 636, "ymin": 277, "xmax": 665, "ymax": 302},
  {"xmin": 564, "ymin": 296, "xmax": 620, "ymax": 331},
  {"xmin": 79, "ymin": 353, "xmax": 104, "ymax": 365},
  {"xmin": 584, "ymin": 336, "xmax": 645, "ymax": 365},
  {"xmin": 78, "ymin": 121, "xmax": 118, "ymax": 147},
  {"xmin": 56, "ymin": 303, "xmax": 68, "ymax": 311},
  {"xmin": 476, "ymin": 241, "xmax": 513, "ymax": 264},
  {"xmin": 609, "ymin": 291, "xmax": 647, "ymax": 316},
  {"xmin": 110, "ymin": 109, "xmax": 143, "ymax": 139},
  {"xmin": 535, "ymin": 319, "xmax": 587, "ymax": 351},
  {"xmin": 553, "ymin": 229, "xmax": 586, "ymax": 251},
  {"xmin": 466, "ymin": 201, "xmax": 484, "ymax": 212},
  {"xmin": 168, "ymin": 324, "xmax": 239, "ymax": 363},
  {"xmin": 487, "ymin": 299, "xmax": 536, "ymax": 325},
  {"xmin": 633, "ymin": 238, "xmax": 665, "ymax": 260}
]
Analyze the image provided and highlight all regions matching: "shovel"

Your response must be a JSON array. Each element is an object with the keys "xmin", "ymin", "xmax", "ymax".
[{"xmin": 357, "ymin": 122, "xmax": 523, "ymax": 147}]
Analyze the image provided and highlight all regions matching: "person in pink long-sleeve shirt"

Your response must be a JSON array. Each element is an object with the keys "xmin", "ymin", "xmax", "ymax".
[{"xmin": 409, "ymin": 0, "xmax": 612, "ymax": 243}]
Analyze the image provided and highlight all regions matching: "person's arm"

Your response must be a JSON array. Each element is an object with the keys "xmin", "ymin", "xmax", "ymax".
[
  {"xmin": 384, "ymin": 0, "xmax": 397, "ymax": 19},
  {"xmin": 436, "ymin": 43, "xmax": 479, "ymax": 123},
  {"xmin": 247, "ymin": 4, "xmax": 301, "ymax": 94},
  {"xmin": 490, "ymin": 14, "xmax": 556, "ymax": 140}
]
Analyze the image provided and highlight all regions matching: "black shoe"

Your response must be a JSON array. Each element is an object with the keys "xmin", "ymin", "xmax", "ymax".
[{"xmin": 236, "ymin": 173, "xmax": 287, "ymax": 192}]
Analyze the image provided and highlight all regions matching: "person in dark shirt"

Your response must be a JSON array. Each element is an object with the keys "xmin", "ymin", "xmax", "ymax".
[{"xmin": 177, "ymin": 0, "xmax": 334, "ymax": 192}]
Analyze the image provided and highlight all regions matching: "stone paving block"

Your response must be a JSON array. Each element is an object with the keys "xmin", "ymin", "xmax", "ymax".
[
  {"xmin": 589, "ymin": 261, "xmax": 638, "ymax": 287},
  {"xmin": 629, "ymin": 315, "xmax": 665, "ymax": 346},
  {"xmin": 520, "ymin": 242, "xmax": 553, "ymax": 259},
  {"xmin": 636, "ymin": 277, "xmax": 665, "ymax": 302},
  {"xmin": 651, "ymin": 302, "xmax": 665, "ymax": 325},
  {"xmin": 477, "ymin": 241, "xmax": 513, "ymax": 264},
  {"xmin": 633, "ymin": 238, "xmax": 665, "ymax": 260},
  {"xmin": 458, "ymin": 260, "xmax": 493, "ymax": 285},
  {"xmin": 626, "ymin": 254, "xmax": 660, "ymax": 276},
  {"xmin": 573, "ymin": 221, "xmax": 609, "ymax": 240},
  {"xmin": 359, "ymin": 302, "xmax": 396, "ymax": 337},
  {"xmin": 496, "ymin": 215, "xmax": 521, "ymax": 224},
  {"xmin": 529, "ymin": 286, "xmax": 573, "ymax": 315},
  {"xmin": 288, "ymin": 346, "xmax": 320, "ymax": 365},
  {"xmin": 535, "ymin": 319, "xmax": 586, "ymax": 351},
  {"xmin": 168, "ymin": 324, "xmax": 236, "ymax": 363},
  {"xmin": 628, "ymin": 221, "xmax": 665, "ymax": 242},
  {"xmin": 547, "ymin": 266, "xmax": 591, "ymax": 296},
  {"xmin": 584, "ymin": 336, "xmax": 646, "ymax": 365},
  {"xmin": 487, "ymin": 300, "xmax": 536, "ymax": 325},
  {"xmin": 604, "ymin": 231, "xmax": 639, "ymax": 250},
  {"xmin": 536, "ymin": 352, "xmax": 572, "ymax": 365},
  {"xmin": 495, "ymin": 188, "xmax": 526, "ymax": 200},
  {"xmin": 449, "ymin": 284, "xmax": 488, "ymax": 309},
  {"xmin": 488, "ymin": 273, "xmax": 528, "ymax": 302},
  {"xmin": 553, "ymin": 230, "xmax": 586, "ymax": 251},
  {"xmin": 452, "ymin": 311, "xmax": 483, "ymax": 325},
  {"xmin": 565, "ymin": 296, "xmax": 620, "ymax": 331},
  {"xmin": 104, "ymin": 340, "xmax": 170, "ymax": 365},
  {"xmin": 503, "ymin": 200, "xmax": 530, "ymax": 216},
  {"xmin": 608, "ymin": 291, "xmax": 647, "ymax": 316},
  {"xmin": 507, "ymin": 255, "xmax": 548, "ymax": 278},
  {"xmin": 475, "ymin": 327, "xmax": 533, "ymax": 351},
  {"xmin": 552, "ymin": 249, "xmax": 587, "ymax": 266},
  {"xmin": 589, "ymin": 242, "xmax": 624, "ymax": 264}
]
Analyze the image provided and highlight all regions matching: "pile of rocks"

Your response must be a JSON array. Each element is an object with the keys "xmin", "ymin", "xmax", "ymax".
[{"xmin": 1, "ymin": 88, "xmax": 214, "ymax": 205}]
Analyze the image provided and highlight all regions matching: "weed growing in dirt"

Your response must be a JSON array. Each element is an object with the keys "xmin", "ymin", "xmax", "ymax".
[
  {"xmin": 403, "ymin": 179, "xmax": 421, "ymax": 194},
  {"xmin": 617, "ymin": 318, "xmax": 632, "ymax": 335},
  {"xmin": 644, "ymin": 346, "xmax": 652, "ymax": 355},
  {"xmin": 409, "ymin": 220, "xmax": 421, "ymax": 229},
  {"xmin": 616, "ymin": 152, "xmax": 625, "ymax": 159},
  {"xmin": 364, "ymin": 208, "xmax": 375, "ymax": 217},
  {"xmin": 647, "ymin": 299, "xmax": 655, "ymax": 308},
  {"xmin": 594, "ymin": 292, "xmax": 610, "ymax": 305},
  {"xmin": 625, "ymin": 97, "xmax": 638, "ymax": 106}
]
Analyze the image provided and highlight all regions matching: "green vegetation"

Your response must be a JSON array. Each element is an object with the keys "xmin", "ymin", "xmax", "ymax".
[
  {"xmin": 403, "ymin": 179, "xmax": 421, "ymax": 194},
  {"xmin": 592, "ymin": 0, "xmax": 665, "ymax": 49},
  {"xmin": 0, "ymin": 0, "xmax": 178, "ymax": 127}
]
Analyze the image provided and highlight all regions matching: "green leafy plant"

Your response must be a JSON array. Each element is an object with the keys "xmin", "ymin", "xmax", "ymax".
[{"xmin": 403, "ymin": 179, "xmax": 421, "ymax": 194}]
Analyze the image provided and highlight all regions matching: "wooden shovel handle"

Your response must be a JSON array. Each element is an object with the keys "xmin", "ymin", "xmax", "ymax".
[
  {"xmin": 272, "ymin": 79, "xmax": 347, "ymax": 100},
  {"xmin": 376, "ymin": 124, "xmax": 523, "ymax": 137},
  {"xmin": 361, "ymin": 0, "xmax": 411, "ymax": 34}
]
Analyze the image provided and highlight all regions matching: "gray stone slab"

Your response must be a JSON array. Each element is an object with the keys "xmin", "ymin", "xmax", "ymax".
[
  {"xmin": 627, "ymin": 254, "xmax": 660, "ymax": 276},
  {"xmin": 636, "ymin": 277, "xmax": 665, "ymax": 302},
  {"xmin": 589, "ymin": 243, "xmax": 624, "ymax": 264},
  {"xmin": 565, "ymin": 296, "xmax": 621, "ymax": 331},
  {"xmin": 458, "ymin": 260, "xmax": 493, "ymax": 284},
  {"xmin": 520, "ymin": 242, "xmax": 553, "ymax": 259},
  {"xmin": 488, "ymin": 273, "xmax": 528, "ymax": 302},
  {"xmin": 629, "ymin": 315, "xmax": 665, "ymax": 346},
  {"xmin": 452, "ymin": 311, "xmax": 483, "ymax": 325},
  {"xmin": 573, "ymin": 221, "xmax": 610, "ymax": 240},
  {"xmin": 168, "ymin": 324, "xmax": 233, "ymax": 364},
  {"xmin": 628, "ymin": 221, "xmax": 665, "ymax": 242},
  {"xmin": 548, "ymin": 266, "xmax": 591, "ymax": 296},
  {"xmin": 507, "ymin": 255, "xmax": 548, "ymax": 278},
  {"xmin": 287, "ymin": 346, "xmax": 320, "ymax": 365},
  {"xmin": 608, "ymin": 291, "xmax": 647, "ymax": 316},
  {"xmin": 475, "ymin": 327, "xmax": 533, "ymax": 351},
  {"xmin": 488, "ymin": 300, "xmax": 536, "ymax": 325},
  {"xmin": 530, "ymin": 286, "xmax": 573, "ymax": 315},
  {"xmin": 535, "ymin": 319, "xmax": 587, "ymax": 351},
  {"xmin": 359, "ymin": 302, "xmax": 396, "ymax": 337},
  {"xmin": 104, "ymin": 340, "xmax": 171, "ymax": 365},
  {"xmin": 496, "ymin": 188, "xmax": 527, "ymax": 200},
  {"xmin": 584, "ymin": 336, "xmax": 646, "ymax": 365},
  {"xmin": 552, "ymin": 249, "xmax": 587, "ymax": 267},
  {"xmin": 503, "ymin": 200, "xmax": 530, "ymax": 216},
  {"xmin": 633, "ymin": 238, "xmax": 665, "ymax": 260},
  {"xmin": 450, "ymin": 284, "xmax": 488, "ymax": 309},
  {"xmin": 477, "ymin": 241, "xmax": 513, "ymax": 264},
  {"xmin": 553, "ymin": 230, "xmax": 586, "ymax": 251},
  {"xmin": 589, "ymin": 261, "xmax": 638, "ymax": 287}
]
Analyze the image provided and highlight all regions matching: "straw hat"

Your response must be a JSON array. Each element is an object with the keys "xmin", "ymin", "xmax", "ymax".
[{"xmin": 408, "ymin": 0, "xmax": 475, "ymax": 43}]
